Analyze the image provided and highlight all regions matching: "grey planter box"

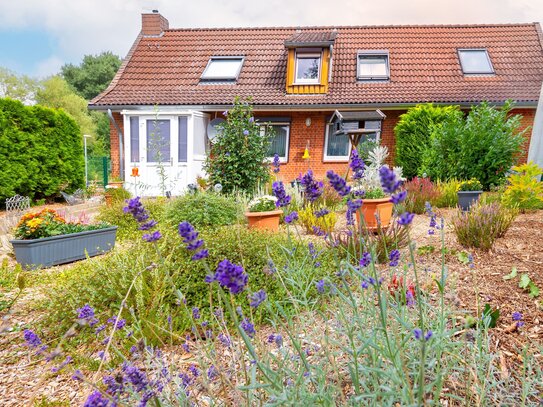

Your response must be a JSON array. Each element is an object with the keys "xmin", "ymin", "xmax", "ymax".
[
  {"xmin": 457, "ymin": 191, "xmax": 483, "ymax": 211},
  {"xmin": 10, "ymin": 226, "xmax": 117, "ymax": 269}
]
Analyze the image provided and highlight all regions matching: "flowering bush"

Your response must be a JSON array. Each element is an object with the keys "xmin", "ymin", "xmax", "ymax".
[
  {"xmin": 403, "ymin": 177, "xmax": 440, "ymax": 214},
  {"xmin": 247, "ymin": 195, "xmax": 277, "ymax": 212},
  {"xmin": 452, "ymin": 202, "xmax": 517, "ymax": 250},
  {"xmin": 14, "ymin": 209, "xmax": 108, "ymax": 240},
  {"xmin": 501, "ymin": 162, "xmax": 543, "ymax": 211},
  {"xmin": 298, "ymin": 205, "xmax": 337, "ymax": 234},
  {"xmin": 432, "ymin": 179, "xmax": 460, "ymax": 208},
  {"xmin": 458, "ymin": 178, "xmax": 483, "ymax": 192}
]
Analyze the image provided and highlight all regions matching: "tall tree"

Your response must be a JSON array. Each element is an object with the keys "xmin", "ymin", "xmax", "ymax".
[
  {"xmin": 61, "ymin": 52, "xmax": 122, "ymax": 100},
  {"xmin": 0, "ymin": 67, "xmax": 40, "ymax": 103}
]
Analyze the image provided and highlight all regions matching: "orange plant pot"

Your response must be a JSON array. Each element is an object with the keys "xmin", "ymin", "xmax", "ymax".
[
  {"xmin": 245, "ymin": 210, "xmax": 283, "ymax": 232},
  {"xmin": 356, "ymin": 197, "xmax": 394, "ymax": 230}
]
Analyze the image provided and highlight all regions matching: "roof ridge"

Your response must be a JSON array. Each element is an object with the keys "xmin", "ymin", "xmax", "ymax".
[{"xmin": 163, "ymin": 22, "xmax": 538, "ymax": 32}]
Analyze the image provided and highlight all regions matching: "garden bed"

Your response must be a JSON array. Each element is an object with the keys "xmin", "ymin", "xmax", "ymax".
[{"xmin": 0, "ymin": 209, "xmax": 542, "ymax": 405}]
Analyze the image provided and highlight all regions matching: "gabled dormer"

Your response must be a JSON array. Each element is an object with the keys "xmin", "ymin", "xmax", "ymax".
[{"xmin": 284, "ymin": 31, "xmax": 336, "ymax": 94}]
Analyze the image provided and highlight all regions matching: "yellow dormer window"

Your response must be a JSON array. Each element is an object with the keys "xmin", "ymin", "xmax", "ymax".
[{"xmin": 284, "ymin": 31, "xmax": 336, "ymax": 94}]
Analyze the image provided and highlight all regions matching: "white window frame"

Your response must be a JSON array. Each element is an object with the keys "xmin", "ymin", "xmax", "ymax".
[
  {"xmin": 457, "ymin": 48, "xmax": 494, "ymax": 75},
  {"xmin": 323, "ymin": 122, "xmax": 381, "ymax": 162},
  {"xmin": 294, "ymin": 49, "xmax": 322, "ymax": 85},
  {"xmin": 357, "ymin": 50, "xmax": 390, "ymax": 81},
  {"xmin": 260, "ymin": 123, "xmax": 290, "ymax": 163},
  {"xmin": 201, "ymin": 56, "xmax": 245, "ymax": 81}
]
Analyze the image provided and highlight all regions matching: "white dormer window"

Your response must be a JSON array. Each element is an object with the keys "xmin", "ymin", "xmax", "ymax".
[
  {"xmin": 295, "ymin": 49, "xmax": 322, "ymax": 84},
  {"xmin": 458, "ymin": 49, "xmax": 494, "ymax": 75},
  {"xmin": 357, "ymin": 51, "xmax": 390, "ymax": 81},
  {"xmin": 201, "ymin": 56, "xmax": 244, "ymax": 81}
]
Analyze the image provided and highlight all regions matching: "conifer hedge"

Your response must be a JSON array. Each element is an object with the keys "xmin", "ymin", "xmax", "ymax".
[{"xmin": 0, "ymin": 98, "xmax": 84, "ymax": 202}]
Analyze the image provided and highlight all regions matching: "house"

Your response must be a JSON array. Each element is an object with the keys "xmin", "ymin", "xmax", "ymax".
[{"xmin": 89, "ymin": 11, "xmax": 543, "ymax": 196}]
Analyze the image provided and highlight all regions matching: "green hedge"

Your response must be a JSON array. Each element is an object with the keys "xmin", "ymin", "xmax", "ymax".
[{"xmin": 0, "ymin": 98, "xmax": 84, "ymax": 202}]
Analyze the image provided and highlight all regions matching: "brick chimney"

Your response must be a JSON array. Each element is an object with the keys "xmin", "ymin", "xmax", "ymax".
[{"xmin": 141, "ymin": 10, "xmax": 169, "ymax": 36}]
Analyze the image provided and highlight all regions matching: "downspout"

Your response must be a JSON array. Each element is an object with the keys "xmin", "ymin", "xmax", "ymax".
[{"xmin": 107, "ymin": 109, "xmax": 124, "ymax": 180}]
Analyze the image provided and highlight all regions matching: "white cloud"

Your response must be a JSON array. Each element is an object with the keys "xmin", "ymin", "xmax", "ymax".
[
  {"xmin": 34, "ymin": 55, "xmax": 64, "ymax": 78},
  {"xmin": 0, "ymin": 0, "xmax": 542, "ymax": 70}
]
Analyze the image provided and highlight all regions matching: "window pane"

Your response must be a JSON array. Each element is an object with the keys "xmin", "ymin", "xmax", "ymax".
[
  {"xmin": 458, "ymin": 50, "xmax": 492, "ymax": 73},
  {"xmin": 178, "ymin": 116, "xmax": 187, "ymax": 162},
  {"xmin": 146, "ymin": 119, "xmax": 170, "ymax": 163},
  {"xmin": 202, "ymin": 59, "xmax": 243, "ymax": 79},
  {"xmin": 296, "ymin": 56, "xmax": 320, "ymax": 81},
  {"xmin": 358, "ymin": 56, "xmax": 388, "ymax": 78},
  {"xmin": 326, "ymin": 125, "xmax": 350, "ymax": 157},
  {"xmin": 267, "ymin": 125, "xmax": 289, "ymax": 158},
  {"xmin": 130, "ymin": 116, "xmax": 139, "ymax": 162}
]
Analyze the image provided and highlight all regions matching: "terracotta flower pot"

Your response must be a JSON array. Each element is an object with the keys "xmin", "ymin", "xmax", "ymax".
[
  {"xmin": 245, "ymin": 210, "xmax": 283, "ymax": 232},
  {"xmin": 356, "ymin": 197, "xmax": 394, "ymax": 230}
]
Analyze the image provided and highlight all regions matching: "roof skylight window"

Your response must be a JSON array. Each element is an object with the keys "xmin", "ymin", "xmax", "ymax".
[
  {"xmin": 458, "ymin": 49, "xmax": 494, "ymax": 74},
  {"xmin": 201, "ymin": 57, "xmax": 244, "ymax": 81}
]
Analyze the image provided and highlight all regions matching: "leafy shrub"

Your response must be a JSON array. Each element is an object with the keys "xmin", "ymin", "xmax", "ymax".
[
  {"xmin": 0, "ymin": 98, "xmax": 84, "ymax": 202},
  {"xmin": 420, "ymin": 101, "xmax": 526, "ymax": 189},
  {"xmin": 164, "ymin": 192, "xmax": 242, "ymax": 229},
  {"xmin": 298, "ymin": 205, "xmax": 337, "ymax": 234},
  {"xmin": 203, "ymin": 97, "xmax": 271, "ymax": 194},
  {"xmin": 96, "ymin": 198, "xmax": 167, "ymax": 240},
  {"xmin": 403, "ymin": 177, "xmax": 440, "ymax": 214},
  {"xmin": 41, "ymin": 226, "xmax": 332, "ymax": 341},
  {"xmin": 106, "ymin": 187, "xmax": 131, "ymax": 204},
  {"xmin": 451, "ymin": 202, "xmax": 517, "ymax": 250},
  {"xmin": 501, "ymin": 162, "xmax": 543, "ymax": 211},
  {"xmin": 458, "ymin": 179, "xmax": 483, "ymax": 191},
  {"xmin": 432, "ymin": 179, "xmax": 460, "ymax": 208},
  {"xmin": 395, "ymin": 104, "xmax": 462, "ymax": 179}
]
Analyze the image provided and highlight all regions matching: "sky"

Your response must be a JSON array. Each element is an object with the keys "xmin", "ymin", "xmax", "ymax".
[{"xmin": 1, "ymin": 0, "xmax": 542, "ymax": 78}]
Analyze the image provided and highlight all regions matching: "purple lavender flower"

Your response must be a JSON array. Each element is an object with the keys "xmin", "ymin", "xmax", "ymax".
[
  {"xmin": 361, "ymin": 280, "xmax": 369, "ymax": 289},
  {"xmin": 413, "ymin": 328, "xmax": 423, "ymax": 340},
  {"xmin": 83, "ymin": 391, "xmax": 111, "ymax": 406},
  {"xmin": 218, "ymin": 333, "xmax": 231, "ymax": 347},
  {"xmin": 72, "ymin": 369, "xmax": 84, "ymax": 381},
  {"xmin": 23, "ymin": 330, "xmax": 42, "ymax": 348},
  {"xmin": 192, "ymin": 307, "xmax": 200, "ymax": 320},
  {"xmin": 406, "ymin": 291, "xmax": 415, "ymax": 307},
  {"xmin": 346, "ymin": 199, "xmax": 362, "ymax": 226},
  {"xmin": 285, "ymin": 211, "xmax": 298, "ymax": 224},
  {"xmin": 349, "ymin": 148, "xmax": 365, "ymax": 180},
  {"xmin": 103, "ymin": 375, "xmax": 123, "ymax": 396},
  {"xmin": 142, "ymin": 230, "xmax": 162, "ymax": 242},
  {"xmin": 360, "ymin": 252, "xmax": 371, "ymax": 268},
  {"xmin": 299, "ymin": 170, "xmax": 323, "ymax": 202},
  {"xmin": 51, "ymin": 356, "xmax": 72, "ymax": 373},
  {"xmin": 178, "ymin": 221, "xmax": 208, "ymax": 261},
  {"xmin": 243, "ymin": 130, "xmax": 249, "ymax": 136},
  {"xmin": 314, "ymin": 208, "xmax": 329, "ymax": 218},
  {"xmin": 207, "ymin": 365, "xmax": 218, "ymax": 380},
  {"xmin": 389, "ymin": 249, "xmax": 400, "ymax": 267},
  {"xmin": 139, "ymin": 220, "xmax": 158, "ymax": 231},
  {"xmin": 123, "ymin": 197, "xmax": 149, "ymax": 223},
  {"xmin": 326, "ymin": 170, "xmax": 351, "ymax": 197},
  {"xmin": 272, "ymin": 181, "xmax": 291, "ymax": 207},
  {"xmin": 214, "ymin": 259, "xmax": 248, "ymax": 294},
  {"xmin": 379, "ymin": 165, "xmax": 402, "ymax": 194},
  {"xmin": 316, "ymin": 279, "xmax": 326, "ymax": 294},
  {"xmin": 272, "ymin": 153, "xmax": 281, "ymax": 173},
  {"xmin": 397, "ymin": 212, "xmax": 415, "ymax": 226},
  {"xmin": 512, "ymin": 312, "xmax": 525, "ymax": 328},
  {"xmin": 390, "ymin": 191, "xmax": 407, "ymax": 204},
  {"xmin": 249, "ymin": 289, "xmax": 267, "ymax": 308},
  {"xmin": 424, "ymin": 330, "xmax": 433, "ymax": 341},
  {"xmin": 76, "ymin": 304, "xmax": 98, "ymax": 326},
  {"xmin": 123, "ymin": 363, "xmax": 149, "ymax": 392},
  {"xmin": 240, "ymin": 318, "xmax": 256, "ymax": 338},
  {"xmin": 107, "ymin": 316, "xmax": 126, "ymax": 330},
  {"xmin": 192, "ymin": 249, "xmax": 209, "ymax": 261}
]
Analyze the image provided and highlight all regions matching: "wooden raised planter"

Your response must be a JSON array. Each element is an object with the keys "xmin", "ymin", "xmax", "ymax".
[
  {"xmin": 10, "ymin": 226, "xmax": 118, "ymax": 269},
  {"xmin": 356, "ymin": 197, "xmax": 394, "ymax": 230},
  {"xmin": 245, "ymin": 210, "xmax": 283, "ymax": 232}
]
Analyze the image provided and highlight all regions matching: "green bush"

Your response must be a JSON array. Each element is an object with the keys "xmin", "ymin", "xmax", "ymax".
[
  {"xmin": 0, "ymin": 98, "xmax": 84, "ymax": 202},
  {"xmin": 501, "ymin": 162, "xmax": 543, "ymax": 211},
  {"xmin": 40, "ymin": 226, "xmax": 333, "ymax": 342},
  {"xmin": 451, "ymin": 202, "xmax": 517, "ymax": 250},
  {"xmin": 432, "ymin": 179, "xmax": 460, "ymax": 208},
  {"xmin": 164, "ymin": 192, "xmax": 242, "ymax": 228},
  {"xmin": 420, "ymin": 101, "xmax": 526, "ymax": 189},
  {"xmin": 106, "ymin": 187, "xmax": 131, "ymax": 204},
  {"xmin": 394, "ymin": 104, "xmax": 461, "ymax": 179},
  {"xmin": 203, "ymin": 97, "xmax": 271, "ymax": 194}
]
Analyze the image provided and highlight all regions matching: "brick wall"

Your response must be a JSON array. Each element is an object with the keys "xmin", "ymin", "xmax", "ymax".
[
  {"xmin": 511, "ymin": 108, "xmax": 535, "ymax": 163},
  {"xmin": 109, "ymin": 112, "xmax": 123, "ymax": 178}
]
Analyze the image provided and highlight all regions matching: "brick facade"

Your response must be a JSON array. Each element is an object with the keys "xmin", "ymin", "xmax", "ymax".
[{"xmin": 109, "ymin": 107, "xmax": 536, "ymax": 182}]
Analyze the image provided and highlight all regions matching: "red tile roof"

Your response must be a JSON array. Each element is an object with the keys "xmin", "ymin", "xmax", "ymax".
[{"xmin": 90, "ymin": 23, "xmax": 543, "ymax": 108}]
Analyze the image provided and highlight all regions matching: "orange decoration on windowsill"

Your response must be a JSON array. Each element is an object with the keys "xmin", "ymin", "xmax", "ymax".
[{"xmin": 131, "ymin": 167, "xmax": 140, "ymax": 177}]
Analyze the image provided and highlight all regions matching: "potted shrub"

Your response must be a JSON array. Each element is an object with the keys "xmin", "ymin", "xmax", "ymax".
[
  {"xmin": 352, "ymin": 146, "xmax": 399, "ymax": 230},
  {"xmin": 10, "ymin": 209, "xmax": 117, "ymax": 269},
  {"xmin": 457, "ymin": 179, "xmax": 483, "ymax": 211},
  {"xmin": 245, "ymin": 195, "xmax": 282, "ymax": 232}
]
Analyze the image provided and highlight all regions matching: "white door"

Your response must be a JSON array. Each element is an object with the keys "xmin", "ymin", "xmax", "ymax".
[{"xmin": 124, "ymin": 115, "xmax": 189, "ymax": 197}]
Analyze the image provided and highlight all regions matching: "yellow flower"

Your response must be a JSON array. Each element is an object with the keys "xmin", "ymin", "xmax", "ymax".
[{"xmin": 27, "ymin": 218, "xmax": 43, "ymax": 228}]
